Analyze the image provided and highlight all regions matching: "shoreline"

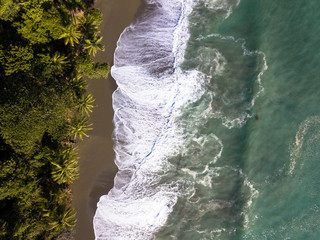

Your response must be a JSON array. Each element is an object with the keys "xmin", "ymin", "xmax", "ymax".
[
  {"xmin": 92, "ymin": 0, "xmax": 193, "ymax": 238},
  {"xmin": 72, "ymin": 1, "xmax": 141, "ymax": 239}
]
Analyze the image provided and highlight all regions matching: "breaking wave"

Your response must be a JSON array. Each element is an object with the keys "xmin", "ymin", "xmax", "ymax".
[{"xmin": 93, "ymin": 0, "xmax": 266, "ymax": 239}]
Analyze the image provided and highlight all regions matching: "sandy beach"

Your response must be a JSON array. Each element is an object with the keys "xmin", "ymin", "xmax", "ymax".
[{"xmin": 72, "ymin": 1, "xmax": 141, "ymax": 239}]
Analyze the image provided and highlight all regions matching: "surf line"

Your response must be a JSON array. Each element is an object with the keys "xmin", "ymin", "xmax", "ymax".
[
  {"xmin": 113, "ymin": 0, "xmax": 189, "ymax": 204},
  {"xmin": 138, "ymin": 0, "xmax": 186, "ymax": 164}
]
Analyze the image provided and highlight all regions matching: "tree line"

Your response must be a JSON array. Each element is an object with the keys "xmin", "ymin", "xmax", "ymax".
[{"xmin": 0, "ymin": 0, "xmax": 108, "ymax": 239}]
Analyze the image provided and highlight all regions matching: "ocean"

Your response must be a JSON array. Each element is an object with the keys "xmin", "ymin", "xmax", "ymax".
[{"xmin": 93, "ymin": 0, "xmax": 320, "ymax": 239}]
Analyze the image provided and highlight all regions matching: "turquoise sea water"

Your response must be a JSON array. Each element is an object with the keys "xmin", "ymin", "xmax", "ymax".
[
  {"xmin": 155, "ymin": 0, "xmax": 320, "ymax": 239},
  {"xmin": 94, "ymin": 0, "xmax": 320, "ymax": 239}
]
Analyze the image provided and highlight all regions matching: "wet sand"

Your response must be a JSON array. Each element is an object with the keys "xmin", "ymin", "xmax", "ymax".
[{"xmin": 72, "ymin": 1, "xmax": 141, "ymax": 239}]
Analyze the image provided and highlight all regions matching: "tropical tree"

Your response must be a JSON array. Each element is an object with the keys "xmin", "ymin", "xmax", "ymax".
[
  {"xmin": 53, "ymin": 188, "xmax": 72, "ymax": 205},
  {"xmin": 84, "ymin": 35, "xmax": 105, "ymax": 56},
  {"xmin": 76, "ymin": 53, "xmax": 110, "ymax": 78},
  {"xmin": 13, "ymin": 2, "xmax": 64, "ymax": 44},
  {"xmin": 68, "ymin": 74, "xmax": 87, "ymax": 97},
  {"xmin": 79, "ymin": 8, "xmax": 102, "ymax": 36},
  {"xmin": 70, "ymin": 117, "xmax": 92, "ymax": 140},
  {"xmin": 51, "ymin": 147, "xmax": 79, "ymax": 184},
  {"xmin": 0, "ymin": 45, "xmax": 33, "ymax": 76},
  {"xmin": 0, "ymin": 0, "xmax": 20, "ymax": 21},
  {"xmin": 47, "ymin": 207, "xmax": 77, "ymax": 231},
  {"xmin": 60, "ymin": 208, "xmax": 77, "ymax": 229},
  {"xmin": 77, "ymin": 93, "xmax": 95, "ymax": 115},
  {"xmin": 63, "ymin": 0, "xmax": 85, "ymax": 12},
  {"xmin": 59, "ymin": 24, "xmax": 81, "ymax": 47},
  {"xmin": 79, "ymin": 14, "xmax": 99, "ymax": 36},
  {"xmin": 0, "ymin": 0, "xmax": 108, "ymax": 238},
  {"xmin": 52, "ymin": 52, "xmax": 69, "ymax": 73}
]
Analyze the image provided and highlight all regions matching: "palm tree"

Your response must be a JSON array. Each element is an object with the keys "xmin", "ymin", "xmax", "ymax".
[
  {"xmin": 54, "ymin": 189, "xmax": 72, "ymax": 205},
  {"xmin": 70, "ymin": 117, "xmax": 92, "ymax": 140},
  {"xmin": 59, "ymin": 24, "xmax": 81, "ymax": 47},
  {"xmin": 52, "ymin": 52, "xmax": 69, "ymax": 72},
  {"xmin": 51, "ymin": 147, "xmax": 79, "ymax": 184},
  {"xmin": 83, "ymin": 35, "xmax": 105, "ymax": 56},
  {"xmin": 68, "ymin": 74, "xmax": 87, "ymax": 97},
  {"xmin": 60, "ymin": 208, "xmax": 77, "ymax": 229},
  {"xmin": 77, "ymin": 93, "xmax": 95, "ymax": 115},
  {"xmin": 47, "ymin": 207, "xmax": 77, "ymax": 231},
  {"xmin": 79, "ymin": 14, "xmax": 99, "ymax": 36},
  {"xmin": 71, "ymin": 75, "xmax": 87, "ymax": 90}
]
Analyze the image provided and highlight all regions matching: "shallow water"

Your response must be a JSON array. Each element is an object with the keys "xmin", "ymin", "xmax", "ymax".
[{"xmin": 94, "ymin": 0, "xmax": 320, "ymax": 239}]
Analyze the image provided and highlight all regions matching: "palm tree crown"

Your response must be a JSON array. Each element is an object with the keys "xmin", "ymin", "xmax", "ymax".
[
  {"xmin": 51, "ymin": 147, "xmax": 79, "ymax": 185},
  {"xmin": 70, "ymin": 117, "xmax": 92, "ymax": 140},
  {"xmin": 59, "ymin": 24, "xmax": 81, "ymax": 47},
  {"xmin": 69, "ymin": 75, "xmax": 87, "ymax": 97},
  {"xmin": 52, "ymin": 52, "xmax": 69, "ymax": 72},
  {"xmin": 79, "ymin": 14, "xmax": 99, "ymax": 35},
  {"xmin": 77, "ymin": 93, "xmax": 95, "ymax": 115},
  {"xmin": 47, "ymin": 207, "xmax": 77, "ymax": 231},
  {"xmin": 84, "ymin": 35, "xmax": 104, "ymax": 56}
]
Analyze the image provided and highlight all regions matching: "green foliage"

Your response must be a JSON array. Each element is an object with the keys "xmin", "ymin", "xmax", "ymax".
[
  {"xmin": 70, "ymin": 117, "xmax": 92, "ymax": 140},
  {"xmin": 85, "ymin": 8, "xmax": 103, "ymax": 26},
  {"xmin": 48, "ymin": 207, "xmax": 77, "ymax": 231},
  {"xmin": 0, "ymin": 154, "xmax": 50, "ymax": 239},
  {"xmin": 62, "ymin": 0, "xmax": 85, "ymax": 11},
  {"xmin": 84, "ymin": 35, "xmax": 105, "ymax": 56},
  {"xmin": 0, "ymin": 104, "xmax": 45, "ymax": 153},
  {"xmin": 52, "ymin": 52, "xmax": 70, "ymax": 73},
  {"xmin": 76, "ymin": 53, "xmax": 110, "ymax": 78},
  {"xmin": 0, "ymin": 0, "xmax": 108, "ymax": 239},
  {"xmin": 0, "ymin": 87, "xmax": 73, "ymax": 153},
  {"xmin": 79, "ymin": 8, "xmax": 103, "ymax": 38},
  {"xmin": 51, "ymin": 147, "xmax": 79, "ymax": 184},
  {"xmin": 59, "ymin": 24, "xmax": 81, "ymax": 47},
  {"xmin": 77, "ymin": 93, "xmax": 95, "ymax": 115},
  {"xmin": 0, "ymin": 0, "xmax": 20, "ymax": 21},
  {"xmin": 0, "ymin": 157, "xmax": 38, "ymax": 201},
  {"xmin": 67, "ymin": 74, "xmax": 87, "ymax": 98},
  {"xmin": 14, "ymin": 2, "xmax": 64, "ymax": 44},
  {"xmin": 0, "ymin": 45, "xmax": 34, "ymax": 76}
]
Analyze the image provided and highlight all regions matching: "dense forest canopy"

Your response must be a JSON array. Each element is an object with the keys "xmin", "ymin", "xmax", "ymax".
[{"xmin": 0, "ymin": 0, "xmax": 108, "ymax": 239}]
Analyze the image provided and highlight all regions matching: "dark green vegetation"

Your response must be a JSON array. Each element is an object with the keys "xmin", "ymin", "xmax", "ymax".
[{"xmin": 0, "ymin": 0, "xmax": 109, "ymax": 239}]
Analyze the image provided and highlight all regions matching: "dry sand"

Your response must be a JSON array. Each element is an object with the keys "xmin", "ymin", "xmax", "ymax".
[{"xmin": 72, "ymin": 1, "xmax": 141, "ymax": 239}]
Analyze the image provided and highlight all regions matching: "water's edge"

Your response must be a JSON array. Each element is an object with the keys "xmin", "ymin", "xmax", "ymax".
[{"xmin": 93, "ymin": 1, "xmax": 192, "ymax": 239}]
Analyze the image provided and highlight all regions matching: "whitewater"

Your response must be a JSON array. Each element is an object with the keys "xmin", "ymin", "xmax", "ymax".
[
  {"xmin": 93, "ymin": 0, "xmax": 269, "ymax": 238},
  {"xmin": 93, "ymin": 0, "xmax": 200, "ymax": 239}
]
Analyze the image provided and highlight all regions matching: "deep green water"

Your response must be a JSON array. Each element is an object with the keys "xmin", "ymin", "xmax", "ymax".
[{"xmin": 155, "ymin": 0, "xmax": 320, "ymax": 239}]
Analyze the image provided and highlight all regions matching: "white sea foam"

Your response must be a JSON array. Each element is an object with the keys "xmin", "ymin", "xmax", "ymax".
[
  {"xmin": 204, "ymin": 0, "xmax": 240, "ymax": 18},
  {"xmin": 94, "ymin": 0, "xmax": 263, "ymax": 238},
  {"xmin": 289, "ymin": 116, "xmax": 320, "ymax": 175},
  {"xmin": 94, "ymin": 0, "xmax": 199, "ymax": 239},
  {"xmin": 238, "ymin": 169, "xmax": 259, "ymax": 229},
  {"xmin": 195, "ymin": 33, "xmax": 268, "ymax": 129}
]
